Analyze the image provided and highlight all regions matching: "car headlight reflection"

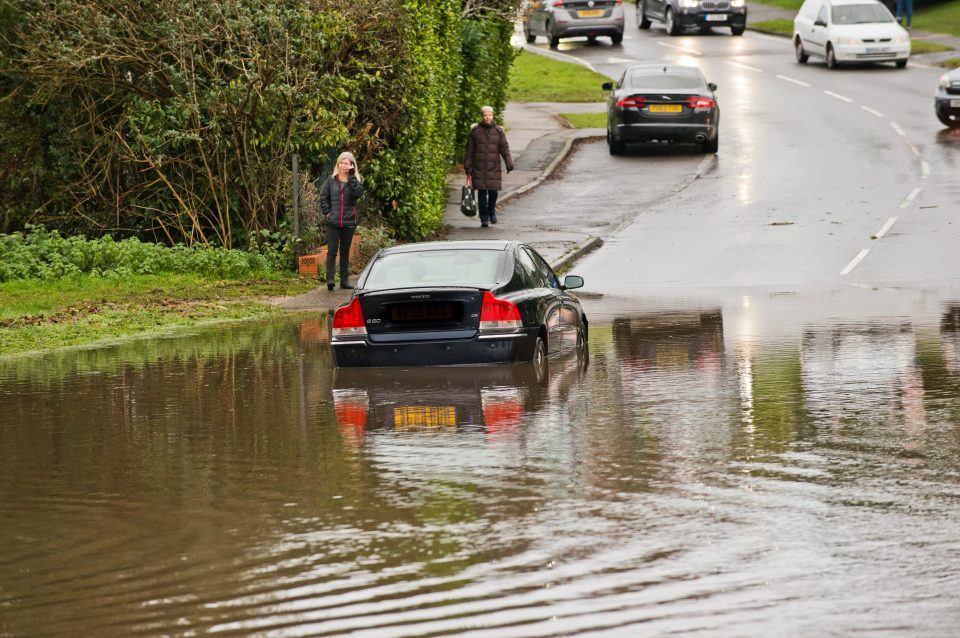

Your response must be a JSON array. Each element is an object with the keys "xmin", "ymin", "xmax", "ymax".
[
  {"xmin": 836, "ymin": 36, "xmax": 859, "ymax": 45},
  {"xmin": 730, "ymin": 0, "xmax": 745, "ymax": 7},
  {"xmin": 679, "ymin": 0, "xmax": 699, "ymax": 8}
]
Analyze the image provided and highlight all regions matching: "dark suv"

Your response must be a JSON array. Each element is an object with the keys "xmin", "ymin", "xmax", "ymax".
[{"xmin": 637, "ymin": 0, "xmax": 747, "ymax": 36}]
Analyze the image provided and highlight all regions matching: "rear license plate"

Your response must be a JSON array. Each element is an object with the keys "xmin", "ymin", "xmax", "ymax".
[
  {"xmin": 705, "ymin": 13, "xmax": 727, "ymax": 21},
  {"xmin": 391, "ymin": 304, "xmax": 453, "ymax": 321},
  {"xmin": 649, "ymin": 104, "xmax": 683, "ymax": 113},
  {"xmin": 951, "ymin": 99, "xmax": 960, "ymax": 108},
  {"xmin": 394, "ymin": 406, "xmax": 456, "ymax": 430},
  {"xmin": 578, "ymin": 9, "xmax": 604, "ymax": 17}
]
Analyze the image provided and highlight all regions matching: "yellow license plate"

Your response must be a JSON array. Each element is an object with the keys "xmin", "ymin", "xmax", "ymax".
[
  {"xmin": 579, "ymin": 9, "xmax": 604, "ymax": 17},
  {"xmin": 394, "ymin": 406, "xmax": 456, "ymax": 430},
  {"xmin": 649, "ymin": 104, "xmax": 683, "ymax": 113}
]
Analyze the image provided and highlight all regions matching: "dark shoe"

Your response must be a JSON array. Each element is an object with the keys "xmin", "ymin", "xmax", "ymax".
[
  {"xmin": 480, "ymin": 222, "xmax": 489, "ymax": 228},
  {"xmin": 327, "ymin": 283, "xmax": 335, "ymax": 291},
  {"xmin": 490, "ymin": 214, "xmax": 498, "ymax": 224},
  {"xmin": 340, "ymin": 283, "xmax": 354, "ymax": 290}
]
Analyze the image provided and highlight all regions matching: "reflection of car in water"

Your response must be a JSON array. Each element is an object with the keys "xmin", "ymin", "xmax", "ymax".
[
  {"xmin": 332, "ymin": 350, "xmax": 588, "ymax": 438},
  {"xmin": 612, "ymin": 310, "xmax": 724, "ymax": 372}
]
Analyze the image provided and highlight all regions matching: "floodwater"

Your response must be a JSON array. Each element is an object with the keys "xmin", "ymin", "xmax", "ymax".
[{"xmin": 2, "ymin": 298, "xmax": 959, "ymax": 637}]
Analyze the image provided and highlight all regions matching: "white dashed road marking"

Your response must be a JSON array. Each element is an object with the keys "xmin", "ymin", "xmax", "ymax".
[
  {"xmin": 724, "ymin": 60, "xmax": 762, "ymax": 72},
  {"xmin": 875, "ymin": 217, "xmax": 898, "ymax": 239},
  {"xmin": 824, "ymin": 90, "xmax": 853, "ymax": 103},
  {"xmin": 860, "ymin": 106, "xmax": 884, "ymax": 118},
  {"xmin": 841, "ymin": 249, "xmax": 870, "ymax": 276},
  {"xmin": 657, "ymin": 42, "xmax": 702, "ymax": 55},
  {"xmin": 776, "ymin": 74, "xmax": 811, "ymax": 87},
  {"xmin": 890, "ymin": 122, "xmax": 906, "ymax": 136}
]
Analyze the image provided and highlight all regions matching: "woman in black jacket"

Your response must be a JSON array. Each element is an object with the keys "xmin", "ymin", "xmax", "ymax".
[{"xmin": 318, "ymin": 151, "xmax": 363, "ymax": 290}]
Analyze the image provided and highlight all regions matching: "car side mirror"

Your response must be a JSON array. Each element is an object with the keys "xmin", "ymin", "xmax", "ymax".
[
  {"xmin": 814, "ymin": 19, "xmax": 826, "ymax": 26},
  {"xmin": 708, "ymin": 82, "xmax": 717, "ymax": 91},
  {"xmin": 563, "ymin": 275, "xmax": 584, "ymax": 290},
  {"xmin": 602, "ymin": 81, "xmax": 613, "ymax": 91}
]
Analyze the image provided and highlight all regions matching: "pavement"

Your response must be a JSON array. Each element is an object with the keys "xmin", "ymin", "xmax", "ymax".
[{"xmin": 278, "ymin": 2, "xmax": 960, "ymax": 311}]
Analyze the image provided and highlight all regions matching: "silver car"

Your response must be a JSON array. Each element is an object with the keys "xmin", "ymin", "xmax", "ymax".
[{"xmin": 523, "ymin": 0, "xmax": 625, "ymax": 48}]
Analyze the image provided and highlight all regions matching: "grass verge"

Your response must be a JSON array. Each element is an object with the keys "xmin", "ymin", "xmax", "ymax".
[
  {"xmin": 0, "ymin": 273, "xmax": 317, "ymax": 357},
  {"xmin": 936, "ymin": 57, "xmax": 960, "ymax": 68},
  {"xmin": 509, "ymin": 49, "xmax": 610, "ymax": 102},
  {"xmin": 751, "ymin": 18, "xmax": 793, "ymax": 35},
  {"xmin": 750, "ymin": 0, "xmax": 960, "ymax": 38},
  {"xmin": 560, "ymin": 112, "xmax": 607, "ymax": 128},
  {"xmin": 911, "ymin": 39, "xmax": 955, "ymax": 54}
]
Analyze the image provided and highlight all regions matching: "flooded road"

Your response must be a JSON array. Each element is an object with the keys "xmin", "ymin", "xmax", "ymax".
[{"xmin": 2, "ymin": 299, "xmax": 960, "ymax": 637}]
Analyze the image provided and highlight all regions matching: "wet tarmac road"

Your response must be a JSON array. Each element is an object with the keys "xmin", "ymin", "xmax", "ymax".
[{"xmin": 1, "ymin": 308, "xmax": 959, "ymax": 636}]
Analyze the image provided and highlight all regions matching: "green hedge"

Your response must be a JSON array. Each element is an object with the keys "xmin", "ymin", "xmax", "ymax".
[{"xmin": 0, "ymin": 0, "xmax": 519, "ymax": 246}]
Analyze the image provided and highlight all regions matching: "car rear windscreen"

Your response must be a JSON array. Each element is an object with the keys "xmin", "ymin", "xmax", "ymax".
[
  {"xmin": 628, "ymin": 71, "xmax": 702, "ymax": 90},
  {"xmin": 365, "ymin": 249, "xmax": 503, "ymax": 288},
  {"xmin": 832, "ymin": 4, "xmax": 892, "ymax": 24}
]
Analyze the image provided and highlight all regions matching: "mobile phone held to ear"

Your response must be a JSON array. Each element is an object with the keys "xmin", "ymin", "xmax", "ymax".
[{"xmin": 348, "ymin": 166, "xmax": 356, "ymax": 176}]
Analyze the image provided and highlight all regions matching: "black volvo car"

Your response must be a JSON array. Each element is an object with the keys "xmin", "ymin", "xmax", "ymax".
[
  {"xmin": 331, "ymin": 240, "xmax": 588, "ymax": 368},
  {"xmin": 604, "ymin": 63, "xmax": 720, "ymax": 154},
  {"xmin": 637, "ymin": 0, "xmax": 747, "ymax": 36}
]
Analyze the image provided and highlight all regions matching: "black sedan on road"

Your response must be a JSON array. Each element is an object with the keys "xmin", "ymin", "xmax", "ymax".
[
  {"xmin": 936, "ymin": 66, "xmax": 960, "ymax": 128},
  {"xmin": 331, "ymin": 240, "xmax": 588, "ymax": 368},
  {"xmin": 637, "ymin": 0, "xmax": 747, "ymax": 36},
  {"xmin": 604, "ymin": 64, "xmax": 720, "ymax": 154}
]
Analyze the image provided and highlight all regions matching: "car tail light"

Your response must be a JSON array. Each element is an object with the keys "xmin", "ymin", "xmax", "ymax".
[
  {"xmin": 479, "ymin": 291, "xmax": 521, "ymax": 333},
  {"xmin": 554, "ymin": 0, "xmax": 563, "ymax": 5},
  {"xmin": 332, "ymin": 297, "xmax": 367, "ymax": 339},
  {"xmin": 686, "ymin": 96, "xmax": 715, "ymax": 109},
  {"xmin": 616, "ymin": 96, "xmax": 647, "ymax": 109}
]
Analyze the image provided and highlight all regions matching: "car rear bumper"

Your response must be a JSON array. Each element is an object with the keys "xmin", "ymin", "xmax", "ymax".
[
  {"xmin": 332, "ymin": 331, "xmax": 538, "ymax": 367},
  {"xmin": 835, "ymin": 42, "xmax": 910, "ymax": 62},
  {"xmin": 615, "ymin": 122, "xmax": 717, "ymax": 144}
]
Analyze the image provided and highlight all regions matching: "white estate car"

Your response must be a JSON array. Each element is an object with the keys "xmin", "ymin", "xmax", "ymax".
[{"xmin": 793, "ymin": 0, "xmax": 910, "ymax": 69}]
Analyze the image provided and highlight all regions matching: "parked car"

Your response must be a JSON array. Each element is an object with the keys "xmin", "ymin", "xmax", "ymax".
[
  {"xmin": 603, "ymin": 63, "xmax": 720, "ymax": 154},
  {"xmin": 331, "ymin": 240, "xmax": 588, "ymax": 367},
  {"xmin": 523, "ymin": 0, "xmax": 625, "ymax": 48},
  {"xmin": 793, "ymin": 0, "xmax": 910, "ymax": 69},
  {"xmin": 636, "ymin": 0, "xmax": 747, "ymax": 36},
  {"xmin": 936, "ymin": 66, "xmax": 960, "ymax": 128}
]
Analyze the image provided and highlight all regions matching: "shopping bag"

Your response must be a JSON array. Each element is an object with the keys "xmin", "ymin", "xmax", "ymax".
[{"xmin": 460, "ymin": 184, "xmax": 477, "ymax": 217}]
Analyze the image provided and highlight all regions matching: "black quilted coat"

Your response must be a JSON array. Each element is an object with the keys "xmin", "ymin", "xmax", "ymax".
[{"xmin": 464, "ymin": 122, "xmax": 514, "ymax": 190}]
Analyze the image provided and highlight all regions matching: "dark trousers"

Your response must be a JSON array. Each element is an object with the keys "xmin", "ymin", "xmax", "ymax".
[
  {"xmin": 325, "ymin": 223, "xmax": 355, "ymax": 284},
  {"xmin": 476, "ymin": 189, "xmax": 499, "ymax": 223}
]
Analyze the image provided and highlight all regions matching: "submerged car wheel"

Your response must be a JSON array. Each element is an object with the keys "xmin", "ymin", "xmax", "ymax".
[
  {"xmin": 795, "ymin": 38, "xmax": 809, "ymax": 64},
  {"xmin": 531, "ymin": 336, "xmax": 547, "ymax": 379},
  {"xmin": 896, "ymin": 58, "xmax": 908, "ymax": 68},
  {"xmin": 731, "ymin": 25, "xmax": 744, "ymax": 36}
]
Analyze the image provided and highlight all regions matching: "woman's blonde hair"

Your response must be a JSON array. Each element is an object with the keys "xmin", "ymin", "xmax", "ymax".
[{"xmin": 332, "ymin": 151, "xmax": 361, "ymax": 181}]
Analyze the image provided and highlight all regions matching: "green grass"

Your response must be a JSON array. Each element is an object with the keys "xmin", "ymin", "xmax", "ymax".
[
  {"xmin": 560, "ymin": 112, "xmax": 607, "ymax": 128},
  {"xmin": 508, "ymin": 49, "xmax": 610, "ymax": 102},
  {"xmin": 0, "ymin": 273, "xmax": 317, "ymax": 356},
  {"xmin": 750, "ymin": 0, "xmax": 960, "ymax": 38},
  {"xmin": 911, "ymin": 39, "xmax": 955, "ymax": 54},
  {"xmin": 749, "ymin": 0, "xmax": 803, "ymax": 11},
  {"xmin": 937, "ymin": 57, "xmax": 960, "ymax": 68},
  {"xmin": 914, "ymin": 2, "xmax": 960, "ymax": 37},
  {"xmin": 751, "ymin": 18, "xmax": 794, "ymax": 35}
]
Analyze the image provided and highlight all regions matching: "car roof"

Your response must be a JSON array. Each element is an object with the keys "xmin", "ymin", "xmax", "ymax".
[{"xmin": 378, "ymin": 240, "xmax": 516, "ymax": 256}]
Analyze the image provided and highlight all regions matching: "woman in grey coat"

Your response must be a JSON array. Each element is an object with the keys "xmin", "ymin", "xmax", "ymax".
[
  {"xmin": 464, "ymin": 106, "xmax": 514, "ymax": 227},
  {"xmin": 318, "ymin": 151, "xmax": 363, "ymax": 290}
]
